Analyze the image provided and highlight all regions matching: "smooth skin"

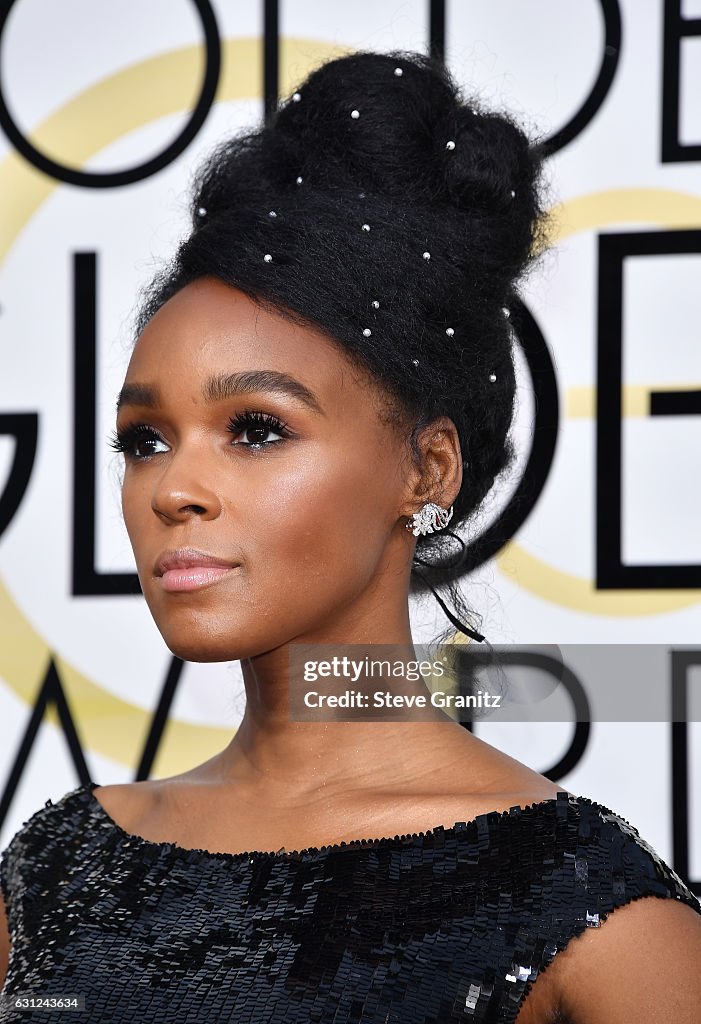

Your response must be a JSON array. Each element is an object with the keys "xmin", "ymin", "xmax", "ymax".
[{"xmin": 1, "ymin": 277, "xmax": 700, "ymax": 1020}]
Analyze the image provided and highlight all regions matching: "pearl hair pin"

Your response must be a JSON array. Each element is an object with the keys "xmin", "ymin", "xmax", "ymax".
[
  {"xmin": 394, "ymin": 67, "xmax": 403, "ymax": 76},
  {"xmin": 363, "ymin": 328, "xmax": 372, "ymax": 337},
  {"xmin": 361, "ymin": 223, "xmax": 371, "ymax": 232},
  {"xmin": 197, "ymin": 206, "xmax": 207, "ymax": 217},
  {"xmin": 371, "ymin": 300, "xmax": 380, "ymax": 308},
  {"xmin": 489, "ymin": 373, "xmax": 497, "ymax": 382},
  {"xmin": 263, "ymin": 253, "xmax": 273, "ymax": 262},
  {"xmin": 446, "ymin": 328, "xmax": 455, "ymax": 337},
  {"xmin": 423, "ymin": 251, "xmax": 431, "ymax": 260},
  {"xmin": 292, "ymin": 92, "xmax": 301, "ymax": 102},
  {"xmin": 351, "ymin": 109, "xmax": 360, "ymax": 119},
  {"xmin": 296, "ymin": 175, "xmax": 303, "ymax": 184},
  {"xmin": 446, "ymin": 140, "xmax": 455, "ymax": 150},
  {"xmin": 268, "ymin": 210, "xmax": 277, "ymax": 217},
  {"xmin": 502, "ymin": 307, "xmax": 510, "ymax": 318}
]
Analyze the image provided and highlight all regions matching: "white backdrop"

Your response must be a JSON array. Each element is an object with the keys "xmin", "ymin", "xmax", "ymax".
[{"xmin": 0, "ymin": 0, "xmax": 698, "ymax": 889}]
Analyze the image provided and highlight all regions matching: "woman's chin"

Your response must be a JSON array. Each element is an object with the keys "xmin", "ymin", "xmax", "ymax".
[
  {"xmin": 161, "ymin": 636, "xmax": 241, "ymax": 663},
  {"xmin": 157, "ymin": 627, "xmax": 269, "ymax": 664}
]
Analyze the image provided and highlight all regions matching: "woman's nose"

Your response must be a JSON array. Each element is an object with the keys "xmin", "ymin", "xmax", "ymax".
[{"xmin": 149, "ymin": 444, "xmax": 223, "ymax": 522}]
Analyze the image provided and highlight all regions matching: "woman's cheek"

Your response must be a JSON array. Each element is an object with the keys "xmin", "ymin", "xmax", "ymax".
[{"xmin": 260, "ymin": 456, "xmax": 372, "ymax": 541}]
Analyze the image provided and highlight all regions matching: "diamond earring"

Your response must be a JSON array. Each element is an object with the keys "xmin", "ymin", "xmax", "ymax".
[{"xmin": 405, "ymin": 502, "xmax": 454, "ymax": 537}]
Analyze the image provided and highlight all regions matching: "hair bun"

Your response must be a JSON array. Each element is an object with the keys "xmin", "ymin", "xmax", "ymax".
[
  {"xmin": 269, "ymin": 50, "xmax": 541, "ymax": 272},
  {"xmin": 271, "ymin": 51, "xmax": 464, "ymax": 200}
]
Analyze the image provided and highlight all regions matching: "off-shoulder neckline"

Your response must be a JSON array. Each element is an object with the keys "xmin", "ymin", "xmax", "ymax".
[{"xmin": 71, "ymin": 782, "xmax": 596, "ymax": 864}]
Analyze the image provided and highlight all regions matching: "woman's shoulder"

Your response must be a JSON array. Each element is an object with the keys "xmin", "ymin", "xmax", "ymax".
[
  {"xmin": 469, "ymin": 787, "xmax": 701, "ymax": 916},
  {"xmin": 432, "ymin": 758, "xmax": 700, "ymax": 917},
  {"xmin": 0, "ymin": 779, "xmax": 167, "ymax": 953},
  {"xmin": 519, "ymin": 794, "xmax": 701, "ymax": 1022},
  {"xmin": 550, "ymin": 884, "xmax": 701, "ymax": 1022},
  {"xmin": 439, "ymin": 788, "xmax": 701, "ymax": 1022},
  {"xmin": 1, "ymin": 783, "xmax": 92, "ymax": 941},
  {"xmin": 553, "ymin": 792, "xmax": 699, "ymax": 908},
  {"xmin": 1, "ymin": 783, "xmax": 96, "ymax": 884},
  {"xmin": 0, "ymin": 780, "xmax": 156, "ymax": 893},
  {"xmin": 1, "ymin": 783, "xmax": 91, "ymax": 849}
]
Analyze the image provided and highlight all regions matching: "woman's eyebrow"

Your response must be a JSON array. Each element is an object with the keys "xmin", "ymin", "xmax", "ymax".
[{"xmin": 116, "ymin": 369, "xmax": 326, "ymax": 416}]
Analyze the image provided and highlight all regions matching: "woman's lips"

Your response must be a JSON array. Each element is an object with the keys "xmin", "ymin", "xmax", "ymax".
[{"xmin": 157, "ymin": 565, "xmax": 239, "ymax": 592}]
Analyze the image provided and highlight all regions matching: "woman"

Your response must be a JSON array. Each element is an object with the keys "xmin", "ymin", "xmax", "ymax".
[{"xmin": 1, "ymin": 49, "xmax": 700, "ymax": 1024}]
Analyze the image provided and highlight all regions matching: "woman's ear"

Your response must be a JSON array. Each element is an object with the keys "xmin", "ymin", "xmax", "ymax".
[{"xmin": 401, "ymin": 415, "xmax": 463, "ymax": 519}]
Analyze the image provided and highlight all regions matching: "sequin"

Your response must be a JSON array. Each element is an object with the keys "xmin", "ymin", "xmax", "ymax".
[{"xmin": 0, "ymin": 784, "xmax": 699, "ymax": 1022}]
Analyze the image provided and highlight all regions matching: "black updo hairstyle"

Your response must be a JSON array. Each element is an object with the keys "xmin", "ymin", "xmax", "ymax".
[{"xmin": 132, "ymin": 49, "xmax": 549, "ymax": 647}]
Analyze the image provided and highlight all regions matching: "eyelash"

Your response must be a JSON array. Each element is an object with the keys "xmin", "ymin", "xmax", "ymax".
[{"xmin": 108, "ymin": 409, "xmax": 291, "ymax": 460}]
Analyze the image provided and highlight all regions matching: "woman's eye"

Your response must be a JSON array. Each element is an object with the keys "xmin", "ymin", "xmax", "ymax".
[
  {"xmin": 108, "ymin": 425, "xmax": 168, "ymax": 460},
  {"xmin": 226, "ymin": 411, "xmax": 289, "ymax": 449},
  {"xmin": 230, "ymin": 424, "xmax": 283, "ymax": 446}
]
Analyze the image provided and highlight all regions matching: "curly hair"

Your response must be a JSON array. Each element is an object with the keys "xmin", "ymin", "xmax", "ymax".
[{"xmin": 131, "ymin": 48, "xmax": 550, "ymax": 645}]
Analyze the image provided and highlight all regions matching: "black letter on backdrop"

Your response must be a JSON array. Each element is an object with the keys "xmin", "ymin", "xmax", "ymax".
[
  {"xmin": 429, "ymin": 0, "xmax": 621, "ymax": 157},
  {"xmin": 0, "ymin": 654, "xmax": 187, "ymax": 828},
  {"xmin": 134, "ymin": 657, "xmax": 186, "ymax": 781},
  {"xmin": 671, "ymin": 650, "xmax": 701, "ymax": 896},
  {"xmin": 263, "ymin": 0, "xmax": 279, "ymax": 125},
  {"xmin": 596, "ymin": 230, "xmax": 701, "ymax": 589},
  {"xmin": 72, "ymin": 252, "xmax": 141, "ymax": 595},
  {"xmin": 0, "ymin": 412, "xmax": 38, "ymax": 539},
  {"xmin": 0, "ymin": 658, "xmax": 91, "ymax": 828},
  {"xmin": 0, "ymin": 0, "xmax": 221, "ymax": 187},
  {"xmin": 469, "ymin": 649, "xmax": 591, "ymax": 781},
  {"xmin": 460, "ymin": 298, "xmax": 560, "ymax": 574},
  {"xmin": 662, "ymin": 0, "xmax": 701, "ymax": 162},
  {"xmin": 540, "ymin": 0, "xmax": 622, "ymax": 156},
  {"xmin": 429, "ymin": 0, "xmax": 446, "ymax": 61}
]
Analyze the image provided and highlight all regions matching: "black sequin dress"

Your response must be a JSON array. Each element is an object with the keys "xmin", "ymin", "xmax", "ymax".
[{"xmin": 1, "ymin": 781, "xmax": 699, "ymax": 1022}]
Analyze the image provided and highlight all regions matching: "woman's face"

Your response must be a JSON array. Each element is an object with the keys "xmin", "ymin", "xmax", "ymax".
[{"xmin": 115, "ymin": 276, "xmax": 416, "ymax": 662}]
